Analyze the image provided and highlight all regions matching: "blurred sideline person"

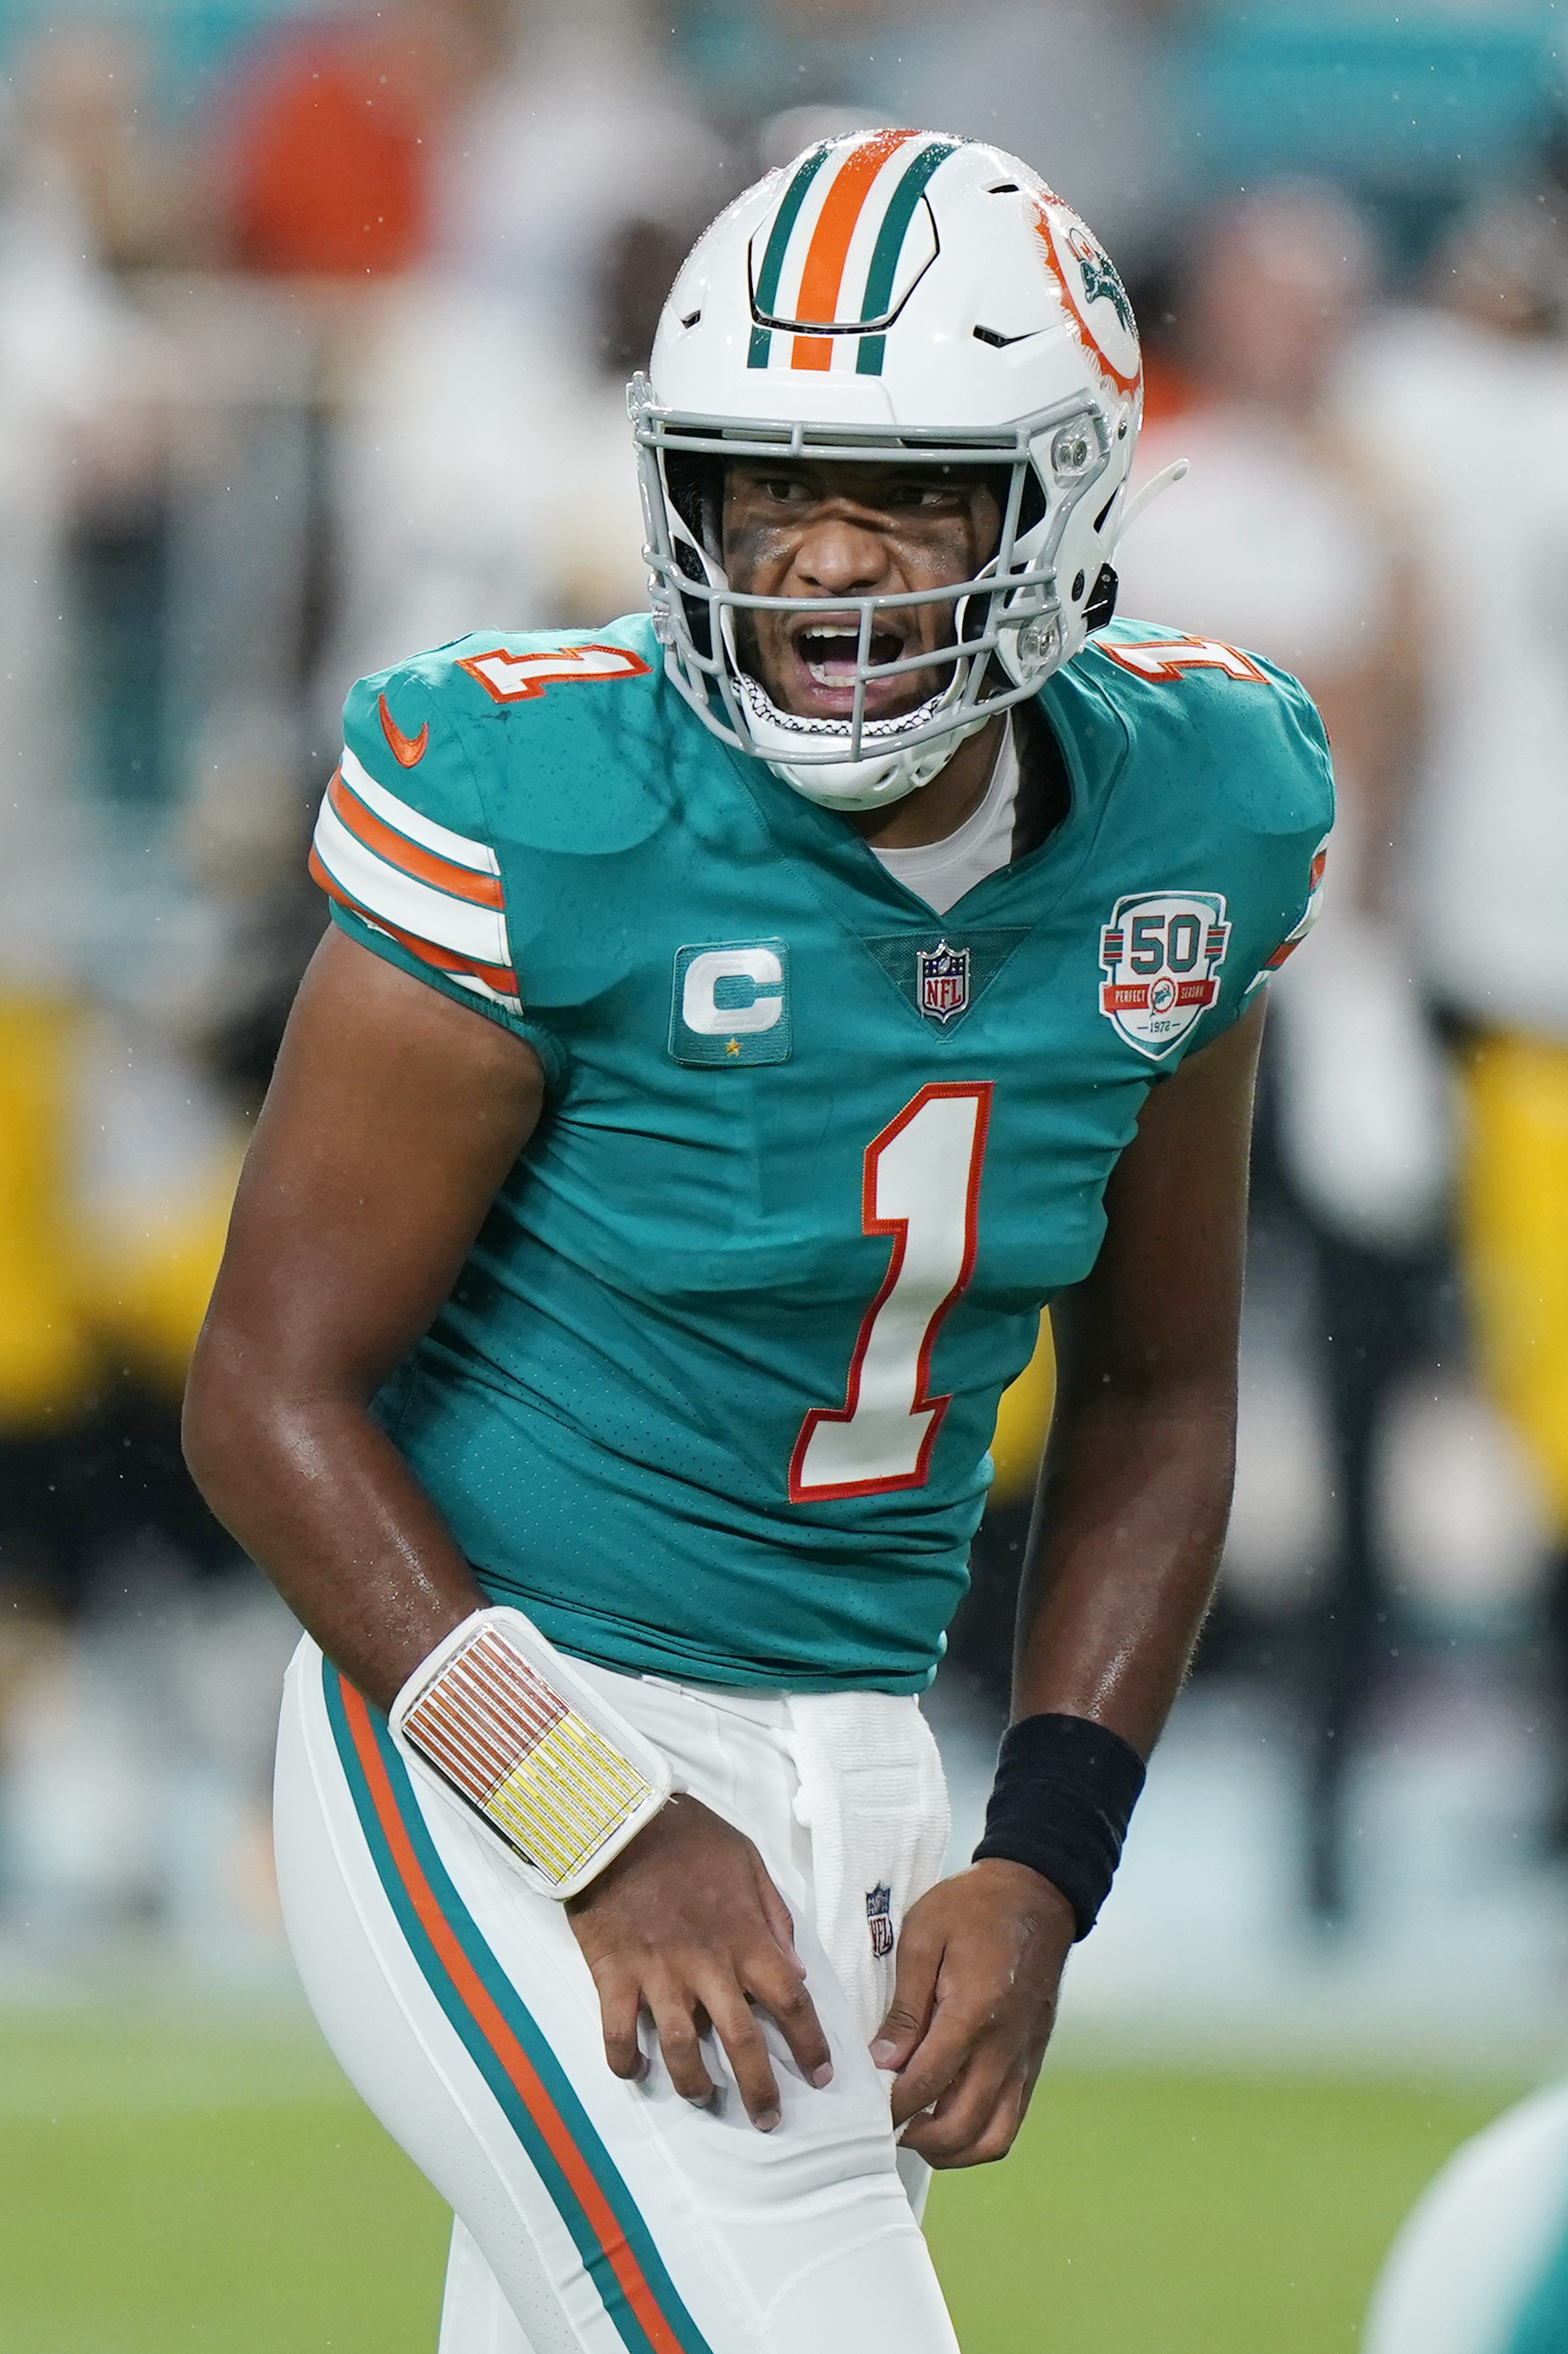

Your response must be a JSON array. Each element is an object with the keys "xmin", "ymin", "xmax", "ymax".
[
  {"xmin": 1342, "ymin": 201, "xmax": 1568, "ymax": 1763},
  {"xmin": 326, "ymin": 0, "xmax": 732, "ymax": 694},
  {"xmin": 15, "ymin": 26, "xmax": 193, "ymax": 274},
  {"xmin": 0, "ymin": 77, "xmax": 294, "ymax": 1950},
  {"xmin": 1366, "ymin": 2081, "xmax": 1568, "ymax": 2354},
  {"xmin": 1115, "ymin": 186, "xmax": 1443, "ymax": 1921},
  {"xmin": 210, "ymin": 0, "xmax": 515, "ymax": 280},
  {"xmin": 877, "ymin": 0, "xmax": 1189, "ymax": 280},
  {"xmin": 185, "ymin": 134, "xmax": 1330, "ymax": 2351}
]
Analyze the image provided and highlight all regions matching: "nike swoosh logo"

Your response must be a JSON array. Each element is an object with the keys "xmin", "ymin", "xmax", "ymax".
[{"xmin": 379, "ymin": 692, "xmax": 429, "ymax": 767}]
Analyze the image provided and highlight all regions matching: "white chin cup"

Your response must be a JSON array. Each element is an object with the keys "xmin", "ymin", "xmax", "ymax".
[{"xmin": 733, "ymin": 671, "xmax": 992, "ymax": 811}]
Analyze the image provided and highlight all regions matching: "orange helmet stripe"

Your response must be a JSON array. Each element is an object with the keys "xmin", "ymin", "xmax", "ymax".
[{"xmin": 790, "ymin": 129, "xmax": 920, "ymax": 369}]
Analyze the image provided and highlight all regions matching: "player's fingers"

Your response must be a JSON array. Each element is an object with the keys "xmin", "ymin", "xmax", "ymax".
[
  {"xmin": 887, "ymin": 2001, "xmax": 982, "ymax": 2126},
  {"xmin": 870, "ymin": 1919, "xmax": 944, "ymax": 2073},
  {"xmin": 898, "ymin": 2053, "xmax": 1018, "ymax": 2163},
  {"xmin": 744, "ymin": 1945, "xmax": 833, "ymax": 2088},
  {"xmin": 593, "ymin": 1969, "xmax": 647, "ymax": 2082},
  {"xmin": 903, "ymin": 2074, "xmax": 1025, "ymax": 2169},
  {"xmin": 751, "ymin": 1854, "xmax": 806, "ymax": 1976},
  {"xmin": 646, "ymin": 1985, "xmax": 716, "ymax": 2106},
  {"xmin": 701, "ymin": 1981, "xmax": 784, "ymax": 2129}
]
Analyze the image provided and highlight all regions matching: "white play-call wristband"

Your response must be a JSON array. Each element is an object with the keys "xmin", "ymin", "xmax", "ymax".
[{"xmin": 390, "ymin": 1608, "xmax": 673, "ymax": 1900}]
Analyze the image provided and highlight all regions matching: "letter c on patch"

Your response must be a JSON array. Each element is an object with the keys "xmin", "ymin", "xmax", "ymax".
[{"xmin": 681, "ymin": 946, "xmax": 784, "ymax": 1036}]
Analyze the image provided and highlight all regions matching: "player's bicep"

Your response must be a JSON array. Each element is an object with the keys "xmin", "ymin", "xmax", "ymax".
[
  {"xmin": 1053, "ymin": 993, "xmax": 1265, "ymax": 1401},
  {"xmin": 199, "ymin": 928, "xmax": 545, "ymax": 1398}
]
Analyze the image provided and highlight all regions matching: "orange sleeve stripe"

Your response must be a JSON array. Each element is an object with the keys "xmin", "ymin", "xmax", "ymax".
[
  {"xmin": 791, "ymin": 129, "xmax": 916, "ymax": 370},
  {"xmin": 328, "ymin": 769, "xmax": 505, "ymax": 911},
  {"xmin": 310, "ymin": 846, "xmax": 520, "ymax": 997}
]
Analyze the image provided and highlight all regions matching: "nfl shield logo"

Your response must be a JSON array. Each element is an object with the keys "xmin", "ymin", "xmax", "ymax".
[
  {"xmin": 917, "ymin": 940, "xmax": 970, "ymax": 1024},
  {"xmin": 866, "ymin": 1883, "xmax": 894, "ymax": 1959}
]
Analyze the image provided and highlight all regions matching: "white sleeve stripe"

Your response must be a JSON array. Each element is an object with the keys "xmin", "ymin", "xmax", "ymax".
[
  {"xmin": 339, "ymin": 746, "xmax": 499, "ymax": 877},
  {"xmin": 352, "ymin": 911, "xmax": 516, "ymax": 1006},
  {"xmin": 444, "ymin": 969, "xmax": 515, "ymax": 1006},
  {"xmin": 313, "ymin": 799, "xmax": 512, "ymax": 968}
]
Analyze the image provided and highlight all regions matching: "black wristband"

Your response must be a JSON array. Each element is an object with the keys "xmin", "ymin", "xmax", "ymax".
[{"xmin": 972, "ymin": 1712, "xmax": 1147, "ymax": 1941}]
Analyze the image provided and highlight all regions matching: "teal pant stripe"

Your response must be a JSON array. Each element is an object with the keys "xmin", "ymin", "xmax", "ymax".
[
  {"xmin": 1504, "ymin": 2194, "xmax": 1568, "ymax": 2354},
  {"xmin": 321, "ymin": 1661, "xmax": 714, "ymax": 2354}
]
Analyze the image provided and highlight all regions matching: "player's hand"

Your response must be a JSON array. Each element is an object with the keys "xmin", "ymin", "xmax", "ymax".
[
  {"xmin": 870, "ymin": 1860, "xmax": 1075, "ymax": 2168},
  {"xmin": 566, "ymin": 1792, "xmax": 834, "ymax": 2131}
]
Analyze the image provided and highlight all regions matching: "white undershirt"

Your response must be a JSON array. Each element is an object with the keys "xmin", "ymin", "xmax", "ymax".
[{"xmin": 868, "ymin": 721, "xmax": 1019, "ymax": 916}]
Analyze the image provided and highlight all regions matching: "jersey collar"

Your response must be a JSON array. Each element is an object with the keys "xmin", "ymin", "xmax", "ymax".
[{"xmin": 721, "ymin": 653, "xmax": 1131, "ymax": 934}]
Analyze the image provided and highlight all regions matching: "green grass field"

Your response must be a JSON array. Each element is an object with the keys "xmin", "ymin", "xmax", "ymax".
[{"xmin": 0, "ymin": 2009, "xmax": 1523, "ymax": 2352}]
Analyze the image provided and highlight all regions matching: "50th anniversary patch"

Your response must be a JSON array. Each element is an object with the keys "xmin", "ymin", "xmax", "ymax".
[{"xmin": 1098, "ymin": 891, "xmax": 1230, "ymax": 1059}]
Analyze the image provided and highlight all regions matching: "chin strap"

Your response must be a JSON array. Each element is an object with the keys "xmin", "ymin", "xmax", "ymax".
[{"xmin": 733, "ymin": 671, "xmax": 992, "ymax": 811}]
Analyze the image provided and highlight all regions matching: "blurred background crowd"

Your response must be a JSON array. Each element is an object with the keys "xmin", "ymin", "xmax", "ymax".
[{"xmin": 0, "ymin": 0, "xmax": 1565, "ymax": 2057}]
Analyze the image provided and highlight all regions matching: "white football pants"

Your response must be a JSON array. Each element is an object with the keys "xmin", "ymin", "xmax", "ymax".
[{"xmin": 273, "ymin": 1637, "xmax": 961, "ymax": 2354}]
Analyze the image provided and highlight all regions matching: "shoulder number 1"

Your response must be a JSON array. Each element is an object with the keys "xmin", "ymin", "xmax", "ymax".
[{"xmin": 790, "ymin": 1083, "xmax": 992, "ymax": 1502}]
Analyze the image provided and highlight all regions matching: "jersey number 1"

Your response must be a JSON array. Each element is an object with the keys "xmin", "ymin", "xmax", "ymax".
[{"xmin": 789, "ymin": 1083, "xmax": 992, "ymax": 1503}]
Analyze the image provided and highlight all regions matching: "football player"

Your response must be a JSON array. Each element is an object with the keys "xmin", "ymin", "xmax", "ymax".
[{"xmin": 184, "ymin": 132, "xmax": 1331, "ymax": 2354}]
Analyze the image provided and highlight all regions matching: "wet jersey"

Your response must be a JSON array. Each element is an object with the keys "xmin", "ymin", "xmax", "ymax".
[{"xmin": 310, "ymin": 614, "xmax": 1332, "ymax": 1692}]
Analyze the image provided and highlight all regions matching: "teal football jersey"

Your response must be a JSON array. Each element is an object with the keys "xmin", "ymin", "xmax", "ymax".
[{"xmin": 310, "ymin": 615, "xmax": 1332, "ymax": 1692}]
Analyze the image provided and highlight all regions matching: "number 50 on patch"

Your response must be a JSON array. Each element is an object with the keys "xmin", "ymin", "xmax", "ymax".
[{"xmin": 1098, "ymin": 891, "xmax": 1230, "ymax": 1060}]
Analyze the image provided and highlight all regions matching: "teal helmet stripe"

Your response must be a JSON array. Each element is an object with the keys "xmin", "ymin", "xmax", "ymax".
[
  {"xmin": 855, "ymin": 138, "xmax": 962, "ymax": 376},
  {"xmin": 747, "ymin": 143, "xmax": 834, "ymax": 369}
]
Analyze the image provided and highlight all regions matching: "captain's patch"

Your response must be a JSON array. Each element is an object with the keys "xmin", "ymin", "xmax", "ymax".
[{"xmin": 669, "ymin": 940, "xmax": 791, "ymax": 1066}]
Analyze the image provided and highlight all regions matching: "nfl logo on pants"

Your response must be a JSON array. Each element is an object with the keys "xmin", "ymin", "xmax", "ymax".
[
  {"xmin": 866, "ymin": 1883, "xmax": 894, "ymax": 1958},
  {"xmin": 917, "ymin": 941, "xmax": 970, "ymax": 1024}
]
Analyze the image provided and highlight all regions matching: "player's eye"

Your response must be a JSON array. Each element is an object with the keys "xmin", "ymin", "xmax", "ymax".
[
  {"xmin": 754, "ymin": 475, "xmax": 814, "ymax": 506},
  {"xmin": 884, "ymin": 478, "xmax": 964, "ymax": 511}
]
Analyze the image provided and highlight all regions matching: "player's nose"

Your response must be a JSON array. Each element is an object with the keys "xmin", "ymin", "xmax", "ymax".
[{"xmin": 789, "ymin": 514, "xmax": 893, "ymax": 599}]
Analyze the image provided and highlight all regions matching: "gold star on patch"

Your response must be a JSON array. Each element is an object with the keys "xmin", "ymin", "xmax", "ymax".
[{"xmin": 725, "ymin": 1037, "xmax": 741, "ymax": 1055}]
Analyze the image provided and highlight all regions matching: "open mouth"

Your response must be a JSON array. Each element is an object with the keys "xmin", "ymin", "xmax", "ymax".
[
  {"xmin": 775, "ymin": 611, "xmax": 928, "ymax": 720},
  {"xmin": 792, "ymin": 620, "xmax": 905, "ymax": 687}
]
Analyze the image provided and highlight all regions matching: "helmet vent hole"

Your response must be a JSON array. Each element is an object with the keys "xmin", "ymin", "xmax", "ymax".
[
  {"xmin": 972, "ymin": 324, "xmax": 1008, "ymax": 348},
  {"xmin": 681, "ymin": 310, "xmax": 702, "ymax": 329},
  {"xmin": 1093, "ymin": 494, "xmax": 1117, "ymax": 533},
  {"xmin": 1072, "ymin": 571, "xmax": 1086, "ymax": 600},
  {"xmin": 1085, "ymin": 563, "xmax": 1119, "ymax": 630},
  {"xmin": 988, "ymin": 181, "xmax": 1019, "ymax": 193}
]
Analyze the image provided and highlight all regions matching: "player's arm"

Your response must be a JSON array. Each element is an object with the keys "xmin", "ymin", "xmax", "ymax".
[
  {"xmin": 183, "ymin": 928, "xmax": 831, "ymax": 2128},
  {"xmin": 873, "ymin": 992, "xmax": 1266, "ymax": 2166},
  {"xmin": 1012, "ymin": 991, "xmax": 1264, "ymax": 1750},
  {"xmin": 182, "ymin": 926, "xmax": 544, "ymax": 1703}
]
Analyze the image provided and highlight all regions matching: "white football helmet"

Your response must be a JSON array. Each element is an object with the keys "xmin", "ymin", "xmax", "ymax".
[{"xmin": 630, "ymin": 129, "xmax": 1146, "ymax": 809}]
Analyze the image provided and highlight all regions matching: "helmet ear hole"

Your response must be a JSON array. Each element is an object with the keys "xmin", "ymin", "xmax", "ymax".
[{"xmin": 1084, "ymin": 563, "xmax": 1118, "ymax": 631}]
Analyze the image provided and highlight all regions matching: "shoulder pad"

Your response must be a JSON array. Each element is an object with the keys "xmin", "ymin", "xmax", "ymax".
[
  {"xmin": 405, "ymin": 616, "xmax": 661, "ymax": 725},
  {"xmin": 1085, "ymin": 617, "xmax": 1334, "ymax": 841},
  {"xmin": 311, "ymin": 660, "xmax": 515, "ymax": 1005}
]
